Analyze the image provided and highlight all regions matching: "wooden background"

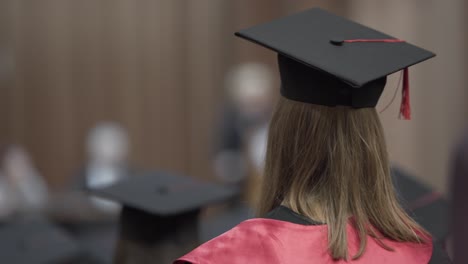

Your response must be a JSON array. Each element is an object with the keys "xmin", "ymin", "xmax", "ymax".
[{"xmin": 0, "ymin": 0, "xmax": 466, "ymax": 192}]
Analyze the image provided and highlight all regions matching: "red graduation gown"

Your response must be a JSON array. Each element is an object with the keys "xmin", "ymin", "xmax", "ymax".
[{"xmin": 174, "ymin": 218, "xmax": 432, "ymax": 264}]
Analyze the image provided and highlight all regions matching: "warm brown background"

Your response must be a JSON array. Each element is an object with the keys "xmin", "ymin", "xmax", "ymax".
[{"xmin": 0, "ymin": 0, "xmax": 466, "ymax": 192}]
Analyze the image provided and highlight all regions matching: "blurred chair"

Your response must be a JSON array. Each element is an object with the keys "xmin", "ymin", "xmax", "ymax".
[
  {"xmin": 214, "ymin": 62, "xmax": 274, "ymax": 208},
  {"xmin": 451, "ymin": 131, "xmax": 468, "ymax": 264},
  {"xmin": 0, "ymin": 217, "xmax": 83, "ymax": 264},
  {"xmin": 391, "ymin": 167, "xmax": 450, "ymax": 243}
]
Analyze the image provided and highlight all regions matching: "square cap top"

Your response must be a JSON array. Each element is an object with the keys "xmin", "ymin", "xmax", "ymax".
[
  {"xmin": 235, "ymin": 8, "xmax": 435, "ymax": 88},
  {"xmin": 88, "ymin": 171, "xmax": 237, "ymax": 217}
]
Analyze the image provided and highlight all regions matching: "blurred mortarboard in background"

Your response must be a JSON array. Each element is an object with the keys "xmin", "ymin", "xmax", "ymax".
[
  {"xmin": 88, "ymin": 171, "xmax": 237, "ymax": 244},
  {"xmin": 392, "ymin": 167, "xmax": 450, "ymax": 242},
  {"xmin": 235, "ymin": 8, "xmax": 435, "ymax": 118},
  {"xmin": 0, "ymin": 218, "xmax": 82, "ymax": 264}
]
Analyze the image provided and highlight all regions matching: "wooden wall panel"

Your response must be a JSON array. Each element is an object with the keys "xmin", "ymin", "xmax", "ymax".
[
  {"xmin": 147, "ymin": 0, "xmax": 188, "ymax": 172},
  {"xmin": 279, "ymin": 0, "xmax": 348, "ymax": 15},
  {"xmin": 231, "ymin": 0, "xmax": 282, "ymax": 65},
  {"xmin": 4, "ymin": 0, "xmax": 25, "ymax": 145},
  {"xmin": 68, "ymin": 0, "xmax": 105, "ymax": 168},
  {"xmin": 1, "ymin": 0, "xmax": 194, "ymax": 189},
  {"xmin": 1, "ymin": 0, "xmax": 235, "ymax": 188},
  {"xmin": 0, "ymin": 1, "xmax": 12, "ymax": 144},
  {"xmin": 186, "ymin": 0, "xmax": 227, "ymax": 179},
  {"xmin": 14, "ymin": 1, "xmax": 76, "ymax": 187}
]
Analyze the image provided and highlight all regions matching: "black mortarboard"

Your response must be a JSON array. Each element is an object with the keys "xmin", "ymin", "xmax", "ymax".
[
  {"xmin": 391, "ymin": 167, "xmax": 450, "ymax": 241},
  {"xmin": 235, "ymin": 8, "xmax": 435, "ymax": 117},
  {"xmin": 88, "ymin": 171, "xmax": 237, "ymax": 245},
  {"xmin": 0, "ymin": 218, "xmax": 82, "ymax": 264}
]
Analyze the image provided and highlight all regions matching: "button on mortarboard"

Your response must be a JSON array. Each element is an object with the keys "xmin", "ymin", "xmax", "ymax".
[{"xmin": 329, "ymin": 39, "xmax": 344, "ymax": 46}]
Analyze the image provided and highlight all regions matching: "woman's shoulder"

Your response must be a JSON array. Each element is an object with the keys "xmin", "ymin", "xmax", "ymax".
[
  {"xmin": 173, "ymin": 218, "xmax": 299, "ymax": 264},
  {"xmin": 173, "ymin": 216, "xmax": 447, "ymax": 264}
]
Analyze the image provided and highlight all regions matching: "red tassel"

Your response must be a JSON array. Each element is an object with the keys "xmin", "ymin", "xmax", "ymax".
[{"xmin": 399, "ymin": 68, "xmax": 411, "ymax": 120}]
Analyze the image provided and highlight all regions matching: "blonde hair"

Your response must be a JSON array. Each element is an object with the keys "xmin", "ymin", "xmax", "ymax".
[{"xmin": 257, "ymin": 97, "xmax": 428, "ymax": 260}]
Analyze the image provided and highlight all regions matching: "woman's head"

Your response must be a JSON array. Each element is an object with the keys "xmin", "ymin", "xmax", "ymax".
[{"xmin": 258, "ymin": 97, "xmax": 427, "ymax": 260}]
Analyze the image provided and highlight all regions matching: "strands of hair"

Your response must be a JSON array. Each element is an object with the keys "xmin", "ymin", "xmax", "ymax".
[{"xmin": 257, "ymin": 97, "xmax": 429, "ymax": 260}]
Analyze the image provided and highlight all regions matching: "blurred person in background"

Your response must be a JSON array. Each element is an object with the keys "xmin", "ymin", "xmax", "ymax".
[
  {"xmin": 0, "ymin": 145, "xmax": 15, "ymax": 219},
  {"xmin": 214, "ymin": 62, "xmax": 274, "ymax": 206},
  {"xmin": 82, "ymin": 122, "xmax": 131, "ymax": 212},
  {"xmin": 0, "ymin": 145, "xmax": 49, "ymax": 217},
  {"xmin": 52, "ymin": 122, "xmax": 132, "ymax": 263},
  {"xmin": 451, "ymin": 130, "xmax": 468, "ymax": 264},
  {"xmin": 85, "ymin": 122, "xmax": 130, "ymax": 189}
]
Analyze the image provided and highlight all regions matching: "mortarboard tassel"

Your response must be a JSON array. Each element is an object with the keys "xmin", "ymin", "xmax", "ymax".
[
  {"xmin": 399, "ymin": 68, "xmax": 411, "ymax": 120},
  {"xmin": 341, "ymin": 38, "xmax": 411, "ymax": 119}
]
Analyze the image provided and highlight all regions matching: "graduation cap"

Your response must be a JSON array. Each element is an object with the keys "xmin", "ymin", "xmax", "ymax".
[
  {"xmin": 0, "ymin": 218, "xmax": 82, "ymax": 264},
  {"xmin": 235, "ymin": 8, "xmax": 435, "ymax": 119},
  {"xmin": 88, "ymin": 171, "xmax": 237, "ymax": 245},
  {"xmin": 391, "ymin": 167, "xmax": 450, "ymax": 241}
]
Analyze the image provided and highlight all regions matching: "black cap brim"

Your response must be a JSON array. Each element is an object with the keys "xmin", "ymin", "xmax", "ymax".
[{"xmin": 235, "ymin": 8, "xmax": 435, "ymax": 87}]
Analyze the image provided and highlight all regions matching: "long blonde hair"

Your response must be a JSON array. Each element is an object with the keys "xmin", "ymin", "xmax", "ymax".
[{"xmin": 257, "ymin": 97, "xmax": 428, "ymax": 260}]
